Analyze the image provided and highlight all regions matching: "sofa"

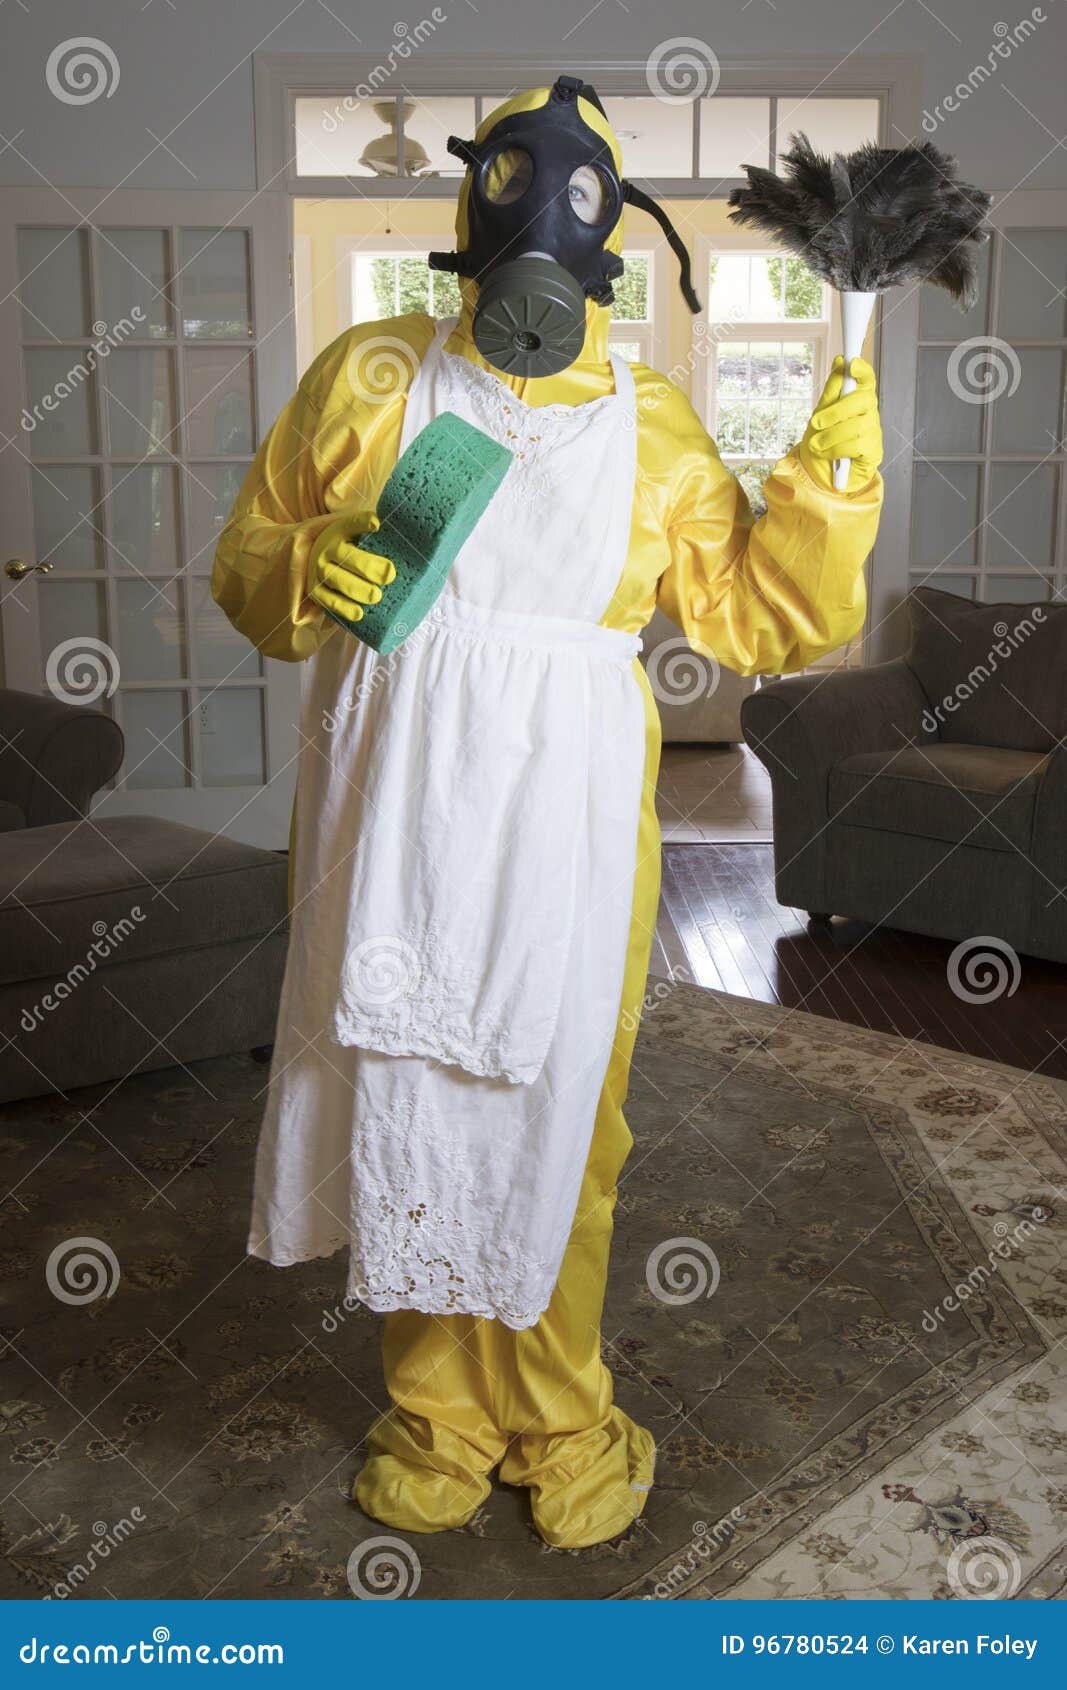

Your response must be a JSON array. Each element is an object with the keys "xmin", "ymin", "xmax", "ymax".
[
  {"xmin": 742, "ymin": 587, "xmax": 1067, "ymax": 961},
  {"xmin": 0, "ymin": 688, "xmax": 289, "ymax": 1103}
]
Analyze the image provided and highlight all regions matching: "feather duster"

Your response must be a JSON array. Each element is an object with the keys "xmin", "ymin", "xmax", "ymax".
[{"xmin": 729, "ymin": 134, "xmax": 992, "ymax": 486}]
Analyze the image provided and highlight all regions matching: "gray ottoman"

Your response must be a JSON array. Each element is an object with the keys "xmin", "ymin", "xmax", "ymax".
[{"xmin": 0, "ymin": 815, "xmax": 289, "ymax": 1103}]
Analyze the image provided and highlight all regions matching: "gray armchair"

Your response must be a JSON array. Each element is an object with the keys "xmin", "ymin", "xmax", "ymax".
[
  {"xmin": 0, "ymin": 687, "xmax": 123, "ymax": 829},
  {"xmin": 0, "ymin": 687, "xmax": 289, "ymax": 1102},
  {"xmin": 742, "ymin": 587, "xmax": 1067, "ymax": 961}
]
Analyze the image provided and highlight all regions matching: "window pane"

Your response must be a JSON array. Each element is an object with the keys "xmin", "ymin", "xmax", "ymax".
[
  {"xmin": 402, "ymin": 97, "xmax": 477, "ymax": 176},
  {"xmin": 911, "ymin": 462, "xmax": 980, "ymax": 567},
  {"xmin": 191, "ymin": 579, "xmax": 262, "ymax": 679},
  {"xmin": 992, "ymin": 349, "xmax": 1064, "ymax": 452},
  {"xmin": 18, "ymin": 227, "xmax": 90, "ymax": 339},
  {"xmin": 775, "ymin": 97, "xmax": 881, "ymax": 165},
  {"xmin": 731, "ymin": 460, "xmax": 774, "ymax": 514},
  {"xmin": 199, "ymin": 688, "xmax": 265, "ymax": 786},
  {"xmin": 185, "ymin": 463, "xmax": 250, "ymax": 570},
  {"xmin": 601, "ymin": 96, "xmax": 691, "ymax": 176},
  {"xmin": 23, "ymin": 348, "xmax": 98, "ymax": 457},
  {"xmin": 708, "ymin": 254, "xmax": 825, "ymax": 322},
  {"xmin": 613, "ymin": 257, "xmax": 649, "ymax": 322},
  {"xmin": 106, "ymin": 348, "xmax": 175, "ymax": 455},
  {"xmin": 609, "ymin": 340, "xmax": 641, "ymax": 363},
  {"xmin": 915, "ymin": 347, "xmax": 984, "ymax": 453},
  {"xmin": 98, "ymin": 229, "xmax": 173, "ymax": 339},
  {"xmin": 998, "ymin": 230, "xmax": 1067, "ymax": 340},
  {"xmin": 985, "ymin": 574, "xmax": 1050, "ymax": 603},
  {"xmin": 123, "ymin": 690, "xmax": 190, "ymax": 788},
  {"xmin": 715, "ymin": 340, "xmax": 814, "ymax": 459},
  {"xmin": 352, "ymin": 255, "xmax": 435, "ymax": 322},
  {"xmin": 116, "ymin": 579, "xmax": 186, "ymax": 681},
  {"xmin": 33, "ymin": 466, "xmax": 104, "ymax": 571},
  {"xmin": 987, "ymin": 463, "xmax": 1058, "ymax": 571},
  {"xmin": 700, "ymin": 98, "xmax": 770, "ymax": 177},
  {"xmin": 429, "ymin": 268, "xmax": 462, "ymax": 319},
  {"xmin": 38, "ymin": 580, "xmax": 107, "ymax": 671},
  {"xmin": 180, "ymin": 229, "xmax": 252, "ymax": 339},
  {"xmin": 294, "ymin": 96, "xmax": 398, "ymax": 177},
  {"xmin": 110, "ymin": 465, "xmax": 180, "ymax": 573},
  {"xmin": 183, "ymin": 349, "xmax": 254, "ymax": 455},
  {"xmin": 911, "ymin": 572, "xmax": 976, "ymax": 599},
  {"xmin": 920, "ymin": 241, "xmax": 990, "ymax": 338}
]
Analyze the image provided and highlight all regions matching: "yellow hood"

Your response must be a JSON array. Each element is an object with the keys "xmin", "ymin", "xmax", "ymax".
[{"xmin": 446, "ymin": 84, "xmax": 623, "ymax": 385}]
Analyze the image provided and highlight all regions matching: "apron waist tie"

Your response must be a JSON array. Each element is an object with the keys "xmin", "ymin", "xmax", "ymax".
[{"xmin": 426, "ymin": 591, "xmax": 642, "ymax": 666}]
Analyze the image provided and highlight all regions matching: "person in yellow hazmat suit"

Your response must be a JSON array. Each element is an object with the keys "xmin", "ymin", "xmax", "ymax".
[{"xmin": 212, "ymin": 77, "xmax": 883, "ymax": 1551}]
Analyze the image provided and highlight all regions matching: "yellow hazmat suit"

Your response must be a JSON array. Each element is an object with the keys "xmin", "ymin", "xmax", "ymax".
[{"xmin": 213, "ymin": 89, "xmax": 883, "ymax": 1550}]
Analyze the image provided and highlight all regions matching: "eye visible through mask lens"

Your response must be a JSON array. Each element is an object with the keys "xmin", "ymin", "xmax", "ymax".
[{"xmin": 568, "ymin": 164, "xmax": 609, "ymax": 225}]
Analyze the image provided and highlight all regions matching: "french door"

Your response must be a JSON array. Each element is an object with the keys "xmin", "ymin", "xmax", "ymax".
[{"xmin": 0, "ymin": 188, "xmax": 299, "ymax": 847}]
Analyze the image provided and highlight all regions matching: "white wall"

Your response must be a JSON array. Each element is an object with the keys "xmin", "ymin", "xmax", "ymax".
[{"xmin": 1, "ymin": 0, "xmax": 1064, "ymax": 192}]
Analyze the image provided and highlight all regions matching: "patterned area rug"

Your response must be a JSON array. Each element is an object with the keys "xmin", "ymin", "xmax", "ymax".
[{"xmin": 1, "ymin": 986, "xmax": 1064, "ymax": 1601}]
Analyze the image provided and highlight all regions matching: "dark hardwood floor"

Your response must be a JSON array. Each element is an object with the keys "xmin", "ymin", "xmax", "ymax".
[{"xmin": 655, "ymin": 843, "xmax": 1067, "ymax": 1082}]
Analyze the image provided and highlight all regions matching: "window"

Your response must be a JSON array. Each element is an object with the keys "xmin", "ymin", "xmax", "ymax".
[
  {"xmin": 291, "ymin": 92, "xmax": 881, "ymax": 187},
  {"xmin": 347, "ymin": 252, "xmax": 462, "ymax": 325},
  {"xmin": 609, "ymin": 254, "xmax": 653, "ymax": 365},
  {"xmin": 705, "ymin": 253, "xmax": 830, "ymax": 512},
  {"xmin": 910, "ymin": 229, "xmax": 1066, "ymax": 607}
]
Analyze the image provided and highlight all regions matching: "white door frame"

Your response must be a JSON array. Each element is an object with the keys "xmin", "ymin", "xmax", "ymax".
[{"xmin": 0, "ymin": 186, "xmax": 300, "ymax": 847}]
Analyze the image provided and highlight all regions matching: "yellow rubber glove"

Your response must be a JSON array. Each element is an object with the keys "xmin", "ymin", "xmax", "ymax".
[
  {"xmin": 797, "ymin": 356, "xmax": 883, "ymax": 493},
  {"xmin": 308, "ymin": 513, "xmax": 396, "ymax": 624}
]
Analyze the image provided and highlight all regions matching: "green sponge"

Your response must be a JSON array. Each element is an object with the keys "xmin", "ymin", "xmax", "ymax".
[{"xmin": 324, "ymin": 411, "xmax": 513, "ymax": 655}]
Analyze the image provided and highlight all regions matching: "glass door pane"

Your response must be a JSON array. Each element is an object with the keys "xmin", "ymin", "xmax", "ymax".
[{"xmin": 14, "ymin": 220, "xmax": 267, "ymax": 808}]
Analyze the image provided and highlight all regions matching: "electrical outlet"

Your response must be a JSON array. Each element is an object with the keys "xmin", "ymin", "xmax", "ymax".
[{"xmin": 199, "ymin": 700, "xmax": 215, "ymax": 735}]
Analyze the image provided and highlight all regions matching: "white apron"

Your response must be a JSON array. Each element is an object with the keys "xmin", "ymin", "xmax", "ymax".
[{"xmin": 248, "ymin": 321, "xmax": 646, "ymax": 1329}]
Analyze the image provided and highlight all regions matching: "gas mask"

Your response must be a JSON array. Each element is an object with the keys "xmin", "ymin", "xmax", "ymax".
[{"xmin": 429, "ymin": 75, "xmax": 701, "ymax": 379}]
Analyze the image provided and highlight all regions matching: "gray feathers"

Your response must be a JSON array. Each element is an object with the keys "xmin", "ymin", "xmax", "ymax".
[{"xmin": 728, "ymin": 134, "xmax": 992, "ymax": 307}]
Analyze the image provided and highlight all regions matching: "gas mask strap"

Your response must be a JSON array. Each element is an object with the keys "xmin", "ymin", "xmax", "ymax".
[{"xmin": 621, "ymin": 182, "xmax": 702, "ymax": 313}]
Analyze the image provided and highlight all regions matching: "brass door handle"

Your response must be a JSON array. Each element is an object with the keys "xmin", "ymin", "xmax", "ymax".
[{"xmin": 4, "ymin": 559, "xmax": 54, "ymax": 580}]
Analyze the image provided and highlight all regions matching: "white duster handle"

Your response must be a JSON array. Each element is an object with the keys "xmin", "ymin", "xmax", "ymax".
[{"xmin": 833, "ymin": 290, "xmax": 878, "ymax": 492}]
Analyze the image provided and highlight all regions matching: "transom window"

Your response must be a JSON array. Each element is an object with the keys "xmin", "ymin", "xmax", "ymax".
[{"xmin": 293, "ymin": 92, "xmax": 880, "ymax": 186}]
